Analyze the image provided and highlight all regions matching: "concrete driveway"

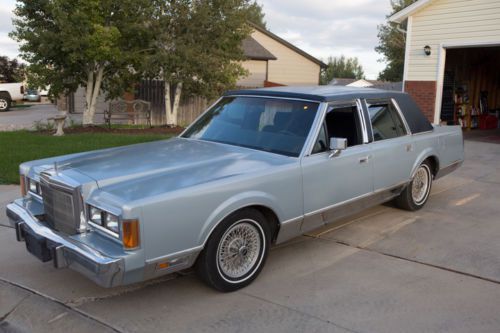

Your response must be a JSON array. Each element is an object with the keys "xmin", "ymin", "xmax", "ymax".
[{"xmin": 1, "ymin": 139, "xmax": 500, "ymax": 333}]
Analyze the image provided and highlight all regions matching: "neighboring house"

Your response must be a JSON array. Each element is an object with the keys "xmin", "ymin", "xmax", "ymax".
[
  {"xmin": 237, "ymin": 23, "xmax": 326, "ymax": 87},
  {"xmin": 390, "ymin": 0, "xmax": 500, "ymax": 124},
  {"xmin": 329, "ymin": 78, "xmax": 403, "ymax": 91}
]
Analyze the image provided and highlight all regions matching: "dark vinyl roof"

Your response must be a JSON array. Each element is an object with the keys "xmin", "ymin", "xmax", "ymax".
[
  {"xmin": 248, "ymin": 22, "xmax": 327, "ymax": 68},
  {"xmin": 225, "ymin": 85, "xmax": 433, "ymax": 134},
  {"xmin": 242, "ymin": 36, "xmax": 277, "ymax": 61},
  {"xmin": 225, "ymin": 85, "xmax": 407, "ymax": 102}
]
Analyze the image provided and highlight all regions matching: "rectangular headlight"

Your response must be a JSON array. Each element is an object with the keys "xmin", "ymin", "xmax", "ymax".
[
  {"xmin": 88, "ymin": 205, "xmax": 120, "ymax": 237},
  {"xmin": 27, "ymin": 178, "xmax": 42, "ymax": 196},
  {"xmin": 89, "ymin": 206, "xmax": 103, "ymax": 225},
  {"xmin": 104, "ymin": 213, "xmax": 119, "ymax": 234}
]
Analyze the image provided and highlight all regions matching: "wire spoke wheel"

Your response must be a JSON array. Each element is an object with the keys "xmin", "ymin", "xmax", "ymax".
[
  {"xmin": 196, "ymin": 208, "xmax": 270, "ymax": 292},
  {"xmin": 217, "ymin": 220, "xmax": 263, "ymax": 280},
  {"xmin": 412, "ymin": 165, "xmax": 431, "ymax": 205}
]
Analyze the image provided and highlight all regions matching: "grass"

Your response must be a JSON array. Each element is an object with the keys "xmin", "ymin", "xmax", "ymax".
[{"xmin": 0, "ymin": 131, "xmax": 172, "ymax": 185}]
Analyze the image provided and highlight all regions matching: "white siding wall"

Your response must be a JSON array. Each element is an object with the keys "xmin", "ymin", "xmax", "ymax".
[
  {"xmin": 406, "ymin": 0, "xmax": 500, "ymax": 81},
  {"xmin": 237, "ymin": 60, "xmax": 267, "ymax": 87},
  {"xmin": 251, "ymin": 30, "xmax": 321, "ymax": 85}
]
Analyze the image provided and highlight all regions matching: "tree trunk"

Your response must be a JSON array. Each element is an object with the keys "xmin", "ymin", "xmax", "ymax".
[
  {"xmin": 82, "ymin": 67, "xmax": 104, "ymax": 125},
  {"xmin": 82, "ymin": 71, "xmax": 94, "ymax": 125},
  {"xmin": 164, "ymin": 81, "xmax": 172, "ymax": 125},
  {"xmin": 171, "ymin": 82, "xmax": 183, "ymax": 126},
  {"xmin": 164, "ymin": 82, "xmax": 183, "ymax": 127}
]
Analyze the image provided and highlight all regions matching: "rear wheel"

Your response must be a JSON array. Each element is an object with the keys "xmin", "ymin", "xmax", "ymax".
[
  {"xmin": 0, "ymin": 93, "xmax": 11, "ymax": 112},
  {"xmin": 196, "ymin": 208, "xmax": 270, "ymax": 292},
  {"xmin": 395, "ymin": 160, "xmax": 433, "ymax": 211}
]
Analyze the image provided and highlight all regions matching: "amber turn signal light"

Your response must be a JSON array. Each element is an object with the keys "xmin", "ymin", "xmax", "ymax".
[
  {"xmin": 20, "ymin": 175, "xmax": 27, "ymax": 197},
  {"xmin": 122, "ymin": 219, "xmax": 140, "ymax": 249}
]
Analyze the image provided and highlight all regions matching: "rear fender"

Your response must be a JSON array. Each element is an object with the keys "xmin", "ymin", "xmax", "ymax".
[{"xmin": 410, "ymin": 148, "xmax": 439, "ymax": 179}]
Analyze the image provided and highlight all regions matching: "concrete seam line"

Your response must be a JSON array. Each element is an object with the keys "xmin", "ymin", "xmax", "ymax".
[
  {"xmin": 332, "ymin": 239, "xmax": 500, "ymax": 286},
  {"xmin": 0, "ymin": 294, "xmax": 30, "ymax": 322},
  {"xmin": 238, "ymin": 291, "xmax": 365, "ymax": 333},
  {"xmin": 0, "ymin": 278, "xmax": 123, "ymax": 333}
]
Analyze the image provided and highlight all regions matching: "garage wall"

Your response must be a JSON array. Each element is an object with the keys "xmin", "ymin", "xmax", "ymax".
[
  {"xmin": 237, "ymin": 60, "xmax": 267, "ymax": 88},
  {"xmin": 406, "ymin": 0, "xmax": 500, "ymax": 82},
  {"xmin": 251, "ymin": 30, "xmax": 321, "ymax": 86}
]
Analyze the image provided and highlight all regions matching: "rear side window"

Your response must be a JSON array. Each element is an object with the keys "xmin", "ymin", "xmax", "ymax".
[{"xmin": 366, "ymin": 99, "xmax": 407, "ymax": 141}]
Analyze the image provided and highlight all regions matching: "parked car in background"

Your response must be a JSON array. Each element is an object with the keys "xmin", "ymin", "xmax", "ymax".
[
  {"xmin": 7, "ymin": 86, "xmax": 464, "ymax": 292},
  {"xmin": 0, "ymin": 82, "xmax": 24, "ymax": 111},
  {"xmin": 23, "ymin": 89, "xmax": 41, "ymax": 102}
]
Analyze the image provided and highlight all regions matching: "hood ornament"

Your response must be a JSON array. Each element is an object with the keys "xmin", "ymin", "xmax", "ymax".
[{"xmin": 54, "ymin": 161, "xmax": 58, "ymax": 174}]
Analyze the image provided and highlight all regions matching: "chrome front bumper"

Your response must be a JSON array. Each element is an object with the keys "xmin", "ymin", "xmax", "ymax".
[{"xmin": 6, "ymin": 202, "xmax": 124, "ymax": 288}]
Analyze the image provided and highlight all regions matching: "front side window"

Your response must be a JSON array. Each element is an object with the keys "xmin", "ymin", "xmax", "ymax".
[
  {"xmin": 182, "ymin": 97, "xmax": 319, "ymax": 157},
  {"xmin": 312, "ymin": 101, "xmax": 364, "ymax": 154},
  {"xmin": 367, "ymin": 99, "xmax": 407, "ymax": 141}
]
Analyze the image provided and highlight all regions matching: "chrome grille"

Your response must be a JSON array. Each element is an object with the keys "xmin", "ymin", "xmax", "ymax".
[{"xmin": 40, "ymin": 174, "xmax": 81, "ymax": 235}]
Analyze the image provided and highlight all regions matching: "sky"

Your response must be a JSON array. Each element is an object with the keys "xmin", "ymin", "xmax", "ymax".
[{"xmin": 0, "ymin": 0, "xmax": 393, "ymax": 79}]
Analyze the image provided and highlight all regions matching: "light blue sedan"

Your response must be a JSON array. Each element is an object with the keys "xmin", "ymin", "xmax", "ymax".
[{"xmin": 7, "ymin": 86, "xmax": 464, "ymax": 292}]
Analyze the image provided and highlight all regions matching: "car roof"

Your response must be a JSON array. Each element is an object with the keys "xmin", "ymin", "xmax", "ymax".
[{"xmin": 225, "ymin": 85, "xmax": 406, "ymax": 102}]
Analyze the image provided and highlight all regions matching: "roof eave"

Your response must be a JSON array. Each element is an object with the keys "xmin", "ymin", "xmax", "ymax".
[
  {"xmin": 247, "ymin": 21, "xmax": 327, "ymax": 68},
  {"xmin": 389, "ymin": 0, "xmax": 435, "ymax": 23}
]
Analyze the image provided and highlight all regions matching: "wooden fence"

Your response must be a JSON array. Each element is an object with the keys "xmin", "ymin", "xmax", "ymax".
[{"xmin": 136, "ymin": 80, "xmax": 213, "ymax": 126}]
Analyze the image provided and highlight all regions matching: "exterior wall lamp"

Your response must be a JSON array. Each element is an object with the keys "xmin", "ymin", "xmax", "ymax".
[{"xmin": 424, "ymin": 45, "xmax": 432, "ymax": 56}]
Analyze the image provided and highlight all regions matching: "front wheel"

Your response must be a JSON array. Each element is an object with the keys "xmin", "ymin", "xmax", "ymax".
[
  {"xmin": 395, "ymin": 161, "xmax": 433, "ymax": 211},
  {"xmin": 196, "ymin": 208, "xmax": 270, "ymax": 292}
]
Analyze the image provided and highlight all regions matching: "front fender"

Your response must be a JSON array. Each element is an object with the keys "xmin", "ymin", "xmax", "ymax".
[{"xmin": 198, "ymin": 191, "xmax": 284, "ymax": 246}]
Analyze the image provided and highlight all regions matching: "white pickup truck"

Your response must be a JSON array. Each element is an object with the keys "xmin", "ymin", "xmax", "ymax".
[{"xmin": 0, "ymin": 82, "xmax": 25, "ymax": 111}]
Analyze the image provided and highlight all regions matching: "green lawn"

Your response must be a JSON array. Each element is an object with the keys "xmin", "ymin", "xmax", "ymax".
[{"xmin": 0, "ymin": 131, "xmax": 172, "ymax": 185}]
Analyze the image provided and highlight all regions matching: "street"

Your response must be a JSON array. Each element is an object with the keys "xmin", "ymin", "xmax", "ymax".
[
  {"xmin": 0, "ymin": 103, "xmax": 105, "ymax": 131},
  {"xmin": 1, "ymin": 138, "xmax": 500, "ymax": 333}
]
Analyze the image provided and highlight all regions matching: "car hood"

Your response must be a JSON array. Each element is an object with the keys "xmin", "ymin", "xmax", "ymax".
[{"xmin": 56, "ymin": 138, "xmax": 295, "ymax": 198}]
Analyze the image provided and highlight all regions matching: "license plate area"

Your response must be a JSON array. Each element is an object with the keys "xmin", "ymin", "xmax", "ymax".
[{"xmin": 22, "ymin": 225, "xmax": 53, "ymax": 262}]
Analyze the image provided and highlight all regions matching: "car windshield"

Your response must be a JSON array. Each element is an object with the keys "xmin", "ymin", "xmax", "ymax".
[{"xmin": 182, "ymin": 96, "xmax": 320, "ymax": 157}]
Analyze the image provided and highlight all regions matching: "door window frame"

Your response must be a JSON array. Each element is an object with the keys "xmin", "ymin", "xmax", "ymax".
[
  {"xmin": 364, "ymin": 98, "xmax": 412, "ymax": 143},
  {"xmin": 307, "ymin": 99, "xmax": 369, "ymax": 156}
]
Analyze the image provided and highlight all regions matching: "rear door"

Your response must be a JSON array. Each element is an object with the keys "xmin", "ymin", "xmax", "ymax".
[
  {"xmin": 300, "ymin": 100, "xmax": 373, "ymax": 232},
  {"xmin": 363, "ymin": 98, "xmax": 416, "ymax": 190}
]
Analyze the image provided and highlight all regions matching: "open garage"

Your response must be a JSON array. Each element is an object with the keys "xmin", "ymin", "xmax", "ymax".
[{"xmin": 390, "ymin": 0, "xmax": 500, "ymax": 133}]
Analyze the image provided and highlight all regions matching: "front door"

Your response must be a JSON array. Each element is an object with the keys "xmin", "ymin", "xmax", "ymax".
[{"xmin": 301, "ymin": 101, "xmax": 373, "ymax": 233}]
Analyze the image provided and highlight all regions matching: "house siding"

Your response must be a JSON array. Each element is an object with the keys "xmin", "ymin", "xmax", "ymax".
[
  {"xmin": 406, "ymin": 0, "xmax": 500, "ymax": 82},
  {"xmin": 251, "ymin": 30, "xmax": 321, "ymax": 85},
  {"xmin": 237, "ymin": 60, "xmax": 267, "ymax": 87}
]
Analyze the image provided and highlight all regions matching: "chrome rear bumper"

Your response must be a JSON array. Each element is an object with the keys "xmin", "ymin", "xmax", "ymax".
[{"xmin": 6, "ymin": 202, "xmax": 124, "ymax": 288}]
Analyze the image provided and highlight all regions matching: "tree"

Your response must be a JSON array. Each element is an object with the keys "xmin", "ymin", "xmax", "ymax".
[
  {"xmin": 246, "ymin": 1, "xmax": 266, "ymax": 28},
  {"xmin": 0, "ymin": 56, "xmax": 26, "ymax": 83},
  {"xmin": 10, "ymin": 0, "xmax": 154, "ymax": 125},
  {"xmin": 146, "ymin": 0, "xmax": 257, "ymax": 126},
  {"xmin": 376, "ymin": 0, "xmax": 417, "ymax": 82},
  {"xmin": 320, "ymin": 55, "xmax": 365, "ymax": 85}
]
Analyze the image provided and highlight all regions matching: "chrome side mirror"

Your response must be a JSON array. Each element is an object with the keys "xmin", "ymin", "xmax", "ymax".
[{"xmin": 329, "ymin": 137, "xmax": 347, "ymax": 158}]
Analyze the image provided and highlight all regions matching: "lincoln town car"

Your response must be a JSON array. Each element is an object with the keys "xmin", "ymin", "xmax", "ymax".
[{"xmin": 6, "ymin": 86, "xmax": 464, "ymax": 291}]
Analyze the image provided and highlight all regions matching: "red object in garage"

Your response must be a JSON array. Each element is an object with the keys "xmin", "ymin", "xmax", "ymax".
[{"xmin": 479, "ymin": 115, "xmax": 498, "ymax": 130}]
